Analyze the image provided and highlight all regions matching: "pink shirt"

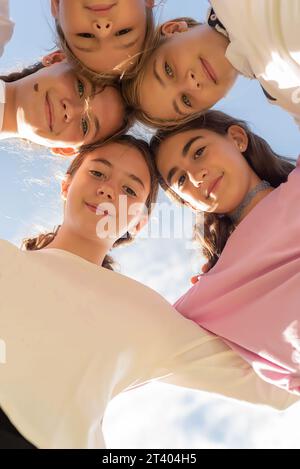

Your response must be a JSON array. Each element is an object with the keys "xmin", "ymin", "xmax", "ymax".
[{"xmin": 175, "ymin": 158, "xmax": 300, "ymax": 395}]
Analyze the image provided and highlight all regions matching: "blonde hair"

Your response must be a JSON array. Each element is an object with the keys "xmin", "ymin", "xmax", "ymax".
[
  {"xmin": 22, "ymin": 135, "xmax": 159, "ymax": 271},
  {"xmin": 121, "ymin": 17, "xmax": 201, "ymax": 128},
  {"xmin": 55, "ymin": 7, "xmax": 155, "ymax": 86}
]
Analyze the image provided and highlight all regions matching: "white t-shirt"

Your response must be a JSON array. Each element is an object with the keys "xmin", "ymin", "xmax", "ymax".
[
  {"xmin": 0, "ymin": 0, "xmax": 14, "ymax": 131},
  {"xmin": 0, "ymin": 240, "xmax": 298, "ymax": 449},
  {"xmin": 209, "ymin": 0, "xmax": 300, "ymax": 128}
]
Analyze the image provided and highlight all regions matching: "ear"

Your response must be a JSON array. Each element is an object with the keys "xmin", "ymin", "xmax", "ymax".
[
  {"xmin": 42, "ymin": 50, "xmax": 66, "ymax": 67},
  {"xmin": 51, "ymin": 147, "xmax": 78, "ymax": 158},
  {"xmin": 51, "ymin": 0, "xmax": 60, "ymax": 17},
  {"xmin": 227, "ymin": 125, "xmax": 249, "ymax": 152},
  {"xmin": 129, "ymin": 214, "xmax": 149, "ymax": 236},
  {"xmin": 145, "ymin": 0, "xmax": 155, "ymax": 8},
  {"xmin": 160, "ymin": 20, "xmax": 189, "ymax": 37},
  {"xmin": 61, "ymin": 174, "xmax": 72, "ymax": 201}
]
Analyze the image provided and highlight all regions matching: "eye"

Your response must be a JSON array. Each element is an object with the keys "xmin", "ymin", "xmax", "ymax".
[
  {"xmin": 165, "ymin": 62, "xmax": 174, "ymax": 78},
  {"xmin": 194, "ymin": 147, "xmax": 205, "ymax": 159},
  {"xmin": 177, "ymin": 174, "xmax": 186, "ymax": 188},
  {"xmin": 78, "ymin": 33, "xmax": 95, "ymax": 38},
  {"xmin": 77, "ymin": 78, "xmax": 85, "ymax": 98},
  {"xmin": 116, "ymin": 28, "xmax": 132, "ymax": 36},
  {"xmin": 90, "ymin": 170, "xmax": 105, "ymax": 179},
  {"xmin": 124, "ymin": 186, "xmax": 137, "ymax": 197},
  {"xmin": 182, "ymin": 94, "xmax": 192, "ymax": 108},
  {"xmin": 81, "ymin": 118, "xmax": 89, "ymax": 136}
]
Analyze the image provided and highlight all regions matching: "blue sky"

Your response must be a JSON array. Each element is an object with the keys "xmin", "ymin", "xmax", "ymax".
[{"xmin": 0, "ymin": 0, "xmax": 299, "ymax": 449}]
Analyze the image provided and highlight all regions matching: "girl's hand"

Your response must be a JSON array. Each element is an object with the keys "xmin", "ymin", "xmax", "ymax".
[{"xmin": 190, "ymin": 263, "xmax": 209, "ymax": 285}]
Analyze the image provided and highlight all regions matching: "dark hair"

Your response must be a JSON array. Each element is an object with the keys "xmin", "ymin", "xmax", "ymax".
[
  {"xmin": 150, "ymin": 110, "xmax": 296, "ymax": 272},
  {"xmin": 22, "ymin": 135, "xmax": 159, "ymax": 271}
]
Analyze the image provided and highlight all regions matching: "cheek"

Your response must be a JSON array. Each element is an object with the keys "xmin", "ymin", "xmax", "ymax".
[
  {"xmin": 124, "ymin": 0, "xmax": 147, "ymax": 20},
  {"xmin": 59, "ymin": 1, "xmax": 83, "ymax": 33}
]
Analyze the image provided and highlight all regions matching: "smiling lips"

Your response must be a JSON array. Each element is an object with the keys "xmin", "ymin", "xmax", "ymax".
[
  {"xmin": 45, "ymin": 92, "xmax": 53, "ymax": 132},
  {"xmin": 200, "ymin": 58, "xmax": 217, "ymax": 84},
  {"xmin": 207, "ymin": 174, "xmax": 223, "ymax": 198},
  {"xmin": 86, "ymin": 3, "xmax": 116, "ymax": 14},
  {"xmin": 85, "ymin": 202, "xmax": 110, "ymax": 216}
]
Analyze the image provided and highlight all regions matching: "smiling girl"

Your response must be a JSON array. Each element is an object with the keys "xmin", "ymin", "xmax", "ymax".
[
  {"xmin": 1, "ymin": 133, "xmax": 298, "ymax": 449},
  {"xmin": 124, "ymin": 0, "xmax": 300, "ymax": 128},
  {"xmin": 51, "ymin": 0, "xmax": 156, "ymax": 80},
  {"xmin": 0, "ymin": 50, "xmax": 131, "ymax": 155},
  {"xmin": 151, "ymin": 110, "xmax": 300, "ymax": 396}
]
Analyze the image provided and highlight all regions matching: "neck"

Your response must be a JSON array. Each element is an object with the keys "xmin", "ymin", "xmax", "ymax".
[
  {"xmin": 44, "ymin": 224, "xmax": 113, "ymax": 267},
  {"xmin": 1, "ymin": 82, "xmax": 18, "ymax": 136},
  {"xmin": 228, "ymin": 177, "xmax": 274, "ymax": 226}
]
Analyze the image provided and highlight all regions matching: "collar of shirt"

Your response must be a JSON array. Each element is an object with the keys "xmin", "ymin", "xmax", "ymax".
[{"xmin": 207, "ymin": 6, "xmax": 254, "ymax": 79}]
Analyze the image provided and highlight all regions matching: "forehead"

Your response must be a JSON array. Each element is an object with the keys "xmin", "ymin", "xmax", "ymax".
[
  {"xmin": 140, "ymin": 52, "xmax": 176, "ymax": 119},
  {"xmin": 158, "ymin": 129, "xmax": 209, "ymax": 153},
  {"xmin": 156, "ymin": 129, "xmax": 213, "ymax": 172},
  {"xmin": 84, "ymin": 143, "xmax": 151, "ymax": 177}
]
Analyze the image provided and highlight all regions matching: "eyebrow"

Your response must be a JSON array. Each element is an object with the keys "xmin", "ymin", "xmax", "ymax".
[
  {"xmin": 90, "ymin": 159, "xmax": 145, "ymax": 189},
  {"xmin": 153, "ymin": 58, "xmax": 166, "ymax": 88},
  {"xmin": 116, "ymin": 37, "xmax": 140, "ymax": 50},
  {"xmin": 91, "ymin": 115, "xmax": 100, "ymax": 141},
  {"xmin": 73, "ymin": 36, "xmax": 140, "ymax": 54},
  {"xmin": 128, "ymin": 174, "xmax": 145, "ymax": 190},
  {"xmin": 83, "ymin": 79, "xmax": 102, "ymax": 140},
  {"xmin": 73, "ymin": 44, "xmax": 95, "ymax": 53},
  {"xmin": 173, "ymin": 100, "xmax": 187, "ymax": 117},
  {"xmin": 166, "ymin": 136, "xmax": 203, "ymax": 185},
  {"xmin": 91, "ymin": 158, "xmax": 112, "ymax": 168}
]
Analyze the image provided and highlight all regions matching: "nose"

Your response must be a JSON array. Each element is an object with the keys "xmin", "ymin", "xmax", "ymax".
[
  {"xmin": 97, "ymin": 185, "xmax": 115, "ymax": 201},
  {"xmin": 188, "ymin": 169, "xmax": 207, "ymax": 189},
  {"xmin": 186, "ymin": 70, "xmax": 201, "ymax": 90},
  {"xmin": 92, "ymin": 19, "xmax": 113, "ymax": 38},
  {"xmin": 62, "ymin": 99, "xmax": 82, "ymax": 124}
]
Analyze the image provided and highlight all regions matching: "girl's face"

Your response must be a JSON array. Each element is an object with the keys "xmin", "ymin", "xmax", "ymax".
[
  {"xmin": 139, "ymin": 22, "xmax": 238, "ymax": 121},
  {"xmin": 51, "ymin": 0, "xmax": 154, "ymax": 74},
  {"xmin": 16, "ymin": 60, "xmax": 125, "ymax": 151},
  {"xmin": 62, "ymin": 143, "xmax": 151, "ymax": 245},
  {"xmin": 156, "ymin": 127, "xmax": 261, "ymax": 214}
]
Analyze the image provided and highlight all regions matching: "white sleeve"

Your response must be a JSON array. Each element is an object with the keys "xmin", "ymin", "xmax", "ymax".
[
  {"xmin": 158, "ymin": 331, "xmax": 300, "ymax": 411},
  {"xmin": 0, "ymin": 0, "xmax": 14, "ymax": 57}
]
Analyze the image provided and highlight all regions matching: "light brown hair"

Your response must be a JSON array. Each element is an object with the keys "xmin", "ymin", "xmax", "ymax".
[{"xmin": 55, "ymin": 7, "xmax": 156, "ymax": 86}]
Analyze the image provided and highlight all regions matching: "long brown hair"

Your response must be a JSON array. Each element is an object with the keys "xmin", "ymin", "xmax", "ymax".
[
  {"xmin": 121, "ymin": 17, "xmax": 201, "ymax": 128},
  {"xmin": 150, "ymin": 110, "xmax": 296, "ymax": 272},
  {"xmin": 22, "ymin": 135, "xmax": 159, "ymax": 271},
  {"xmin": 55, "ymin": 6, "xmax": 156, "ymax": 85}
]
